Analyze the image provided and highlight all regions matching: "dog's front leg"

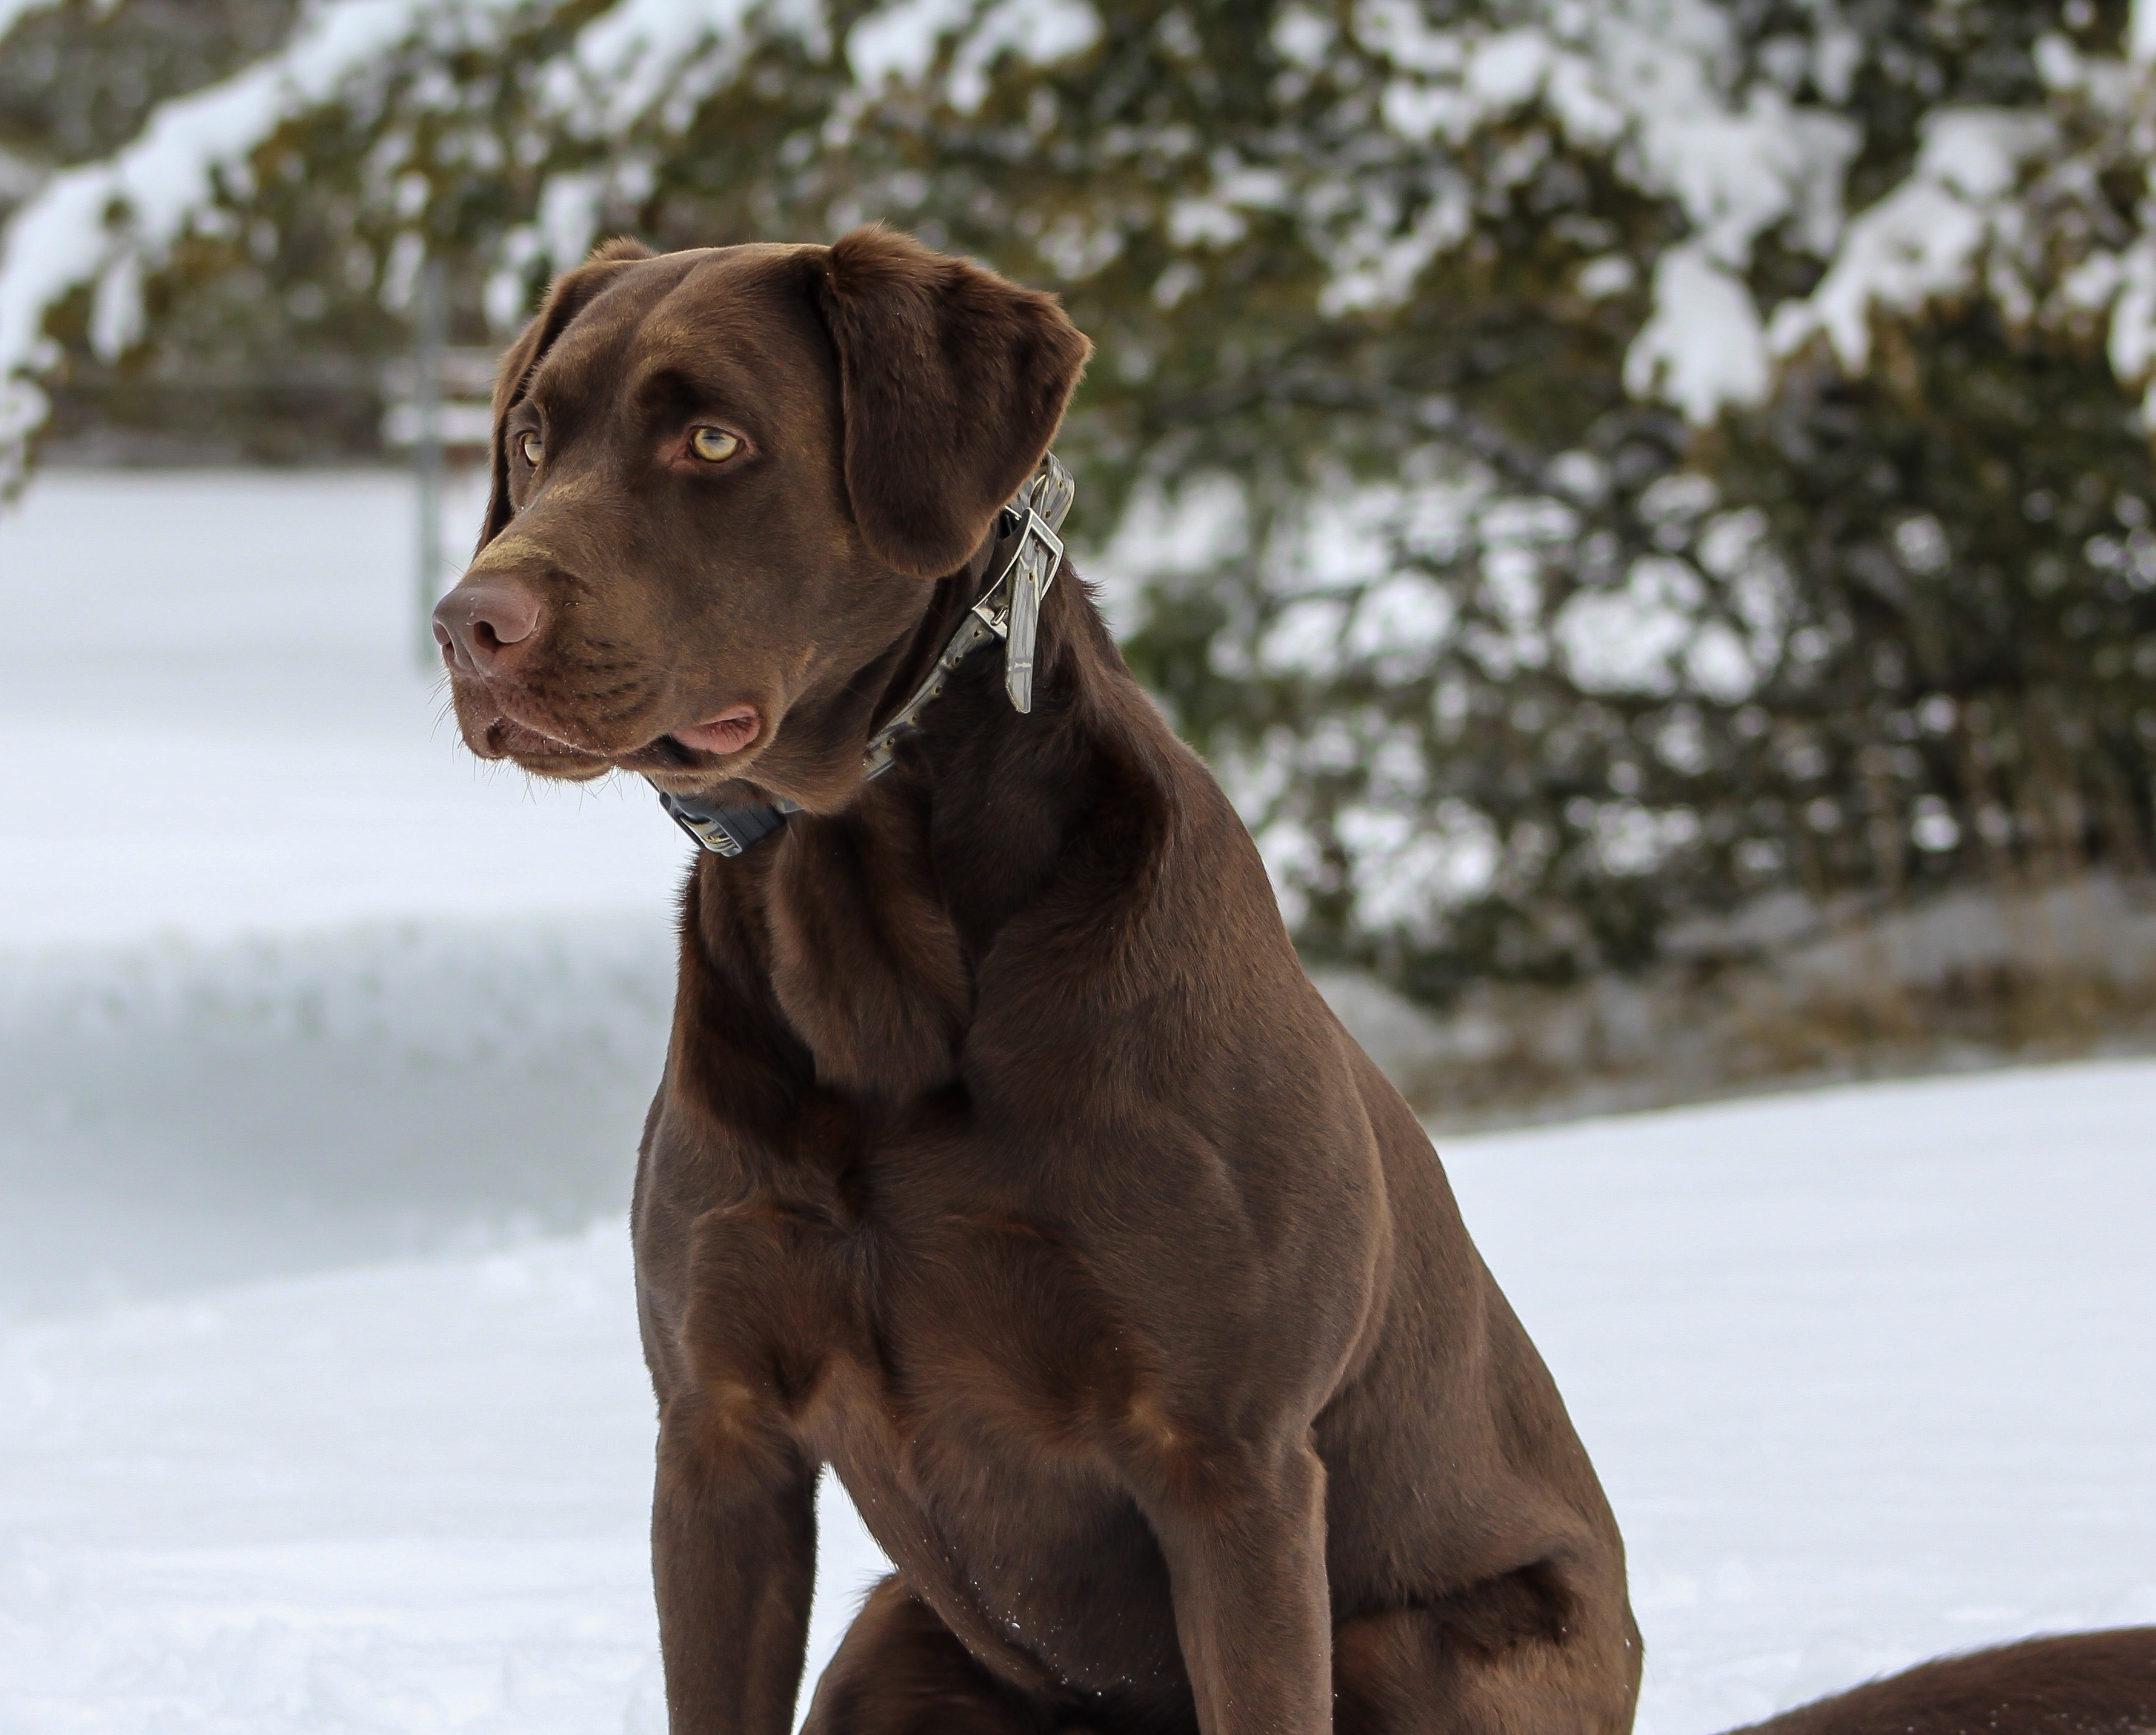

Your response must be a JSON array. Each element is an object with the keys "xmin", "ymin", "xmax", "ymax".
[
  {"xmin": 651, "ymin": 1398, "xmax": 817, "ymax": 1735},
  {"xmin": 1144, "ymin": 1439, "xmax": 1333, "ymax": 1735}
]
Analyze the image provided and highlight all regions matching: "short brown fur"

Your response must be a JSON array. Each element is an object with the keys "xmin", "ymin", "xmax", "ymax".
[{"xmin": 436, "ymin": 226, "xmax": 2156, "ymax": 1735}]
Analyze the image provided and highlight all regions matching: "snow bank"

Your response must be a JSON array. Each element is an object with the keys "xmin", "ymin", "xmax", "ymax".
[
  {"xmin": 0, "ymin": 470, "xmax": 686, "ymax": 1312},
  {"xmin": 1, "ymin": 1062, "xmax": 2149, "ymax": 1732},
  {"xmin": 0, "ymin": 914, "xmax": 674, "ymax": 1315},
  {"xmin": 1458, "ymin": 1061, "xmax": 2156, "ymax": 1727}
]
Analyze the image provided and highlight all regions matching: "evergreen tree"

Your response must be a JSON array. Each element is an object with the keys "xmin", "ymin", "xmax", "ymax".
[{"xmin": 2, "ymin": 0, "xmax": 2151, "ymax": 1045}]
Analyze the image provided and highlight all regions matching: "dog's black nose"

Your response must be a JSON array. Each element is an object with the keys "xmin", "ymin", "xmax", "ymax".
[{"xmin": 433, "ymin": 577, "xmax": 545, "ymax": 677}]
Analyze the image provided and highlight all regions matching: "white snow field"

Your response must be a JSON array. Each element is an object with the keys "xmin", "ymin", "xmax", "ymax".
[
  {"xmin": 1, "ymin": 473, "xmax": 2152, "ymax": 1734},
  {"xmin": 0, "ymin": 470, "xmax": 687, "ymax": 1311},
  {"xmin": 1, "ymin": 1063, "xmax": 2151, "ymax": 1735}
]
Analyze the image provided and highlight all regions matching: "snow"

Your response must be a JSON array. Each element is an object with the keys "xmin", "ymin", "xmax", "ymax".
[
  {"xmin": 0, "ymin": 469, "xmax": 684, "ymax": 946},
  {"xmin": 0, "ymin": 471, "xmax": 2151, "ymax": 1733},
  {"xmin": 2104, "ymin": 236, "xmax": 2156, "ymax": 393},
  {"xmin": 1346, "ymin": 0, "xmax": 1859, "ymax": 399},
  {"xmin": 944, "ymin": 0, "xmax": 1100, "ymax": 113},
  {"xmin": 0, "ymin": 0, "xmax": 57, "ymax": 48},
  {"xmin": 1623, "ymin": 245, "xmax": 1769, "ymax": 426},
  {"xmin": 1555, "ymin": 554, "xmax": 1707, "ymax": 697},
  {"xmin": 848, "ymin": 0, "xmax": 980, "ymax": 86},
  {"xmin": 1344, "ymin": 572, "xmax": 1456, "ymax": 665},
  {"xmin": 0, "ymin": 0, "xmax": 1113, "ymax": 437},
  {"xmin": 1463, "ymin": 1063, "xmax": 2156, "ymax": 1725},
  {"xmin": 1337, "ymin": 797, "xmax": 1500, "ymax": 927},
  {"xmin": 532, "ymin": 0, "xmax": 832, "ymax": 161},
  {"xmin": 1, "ymin": 1064, "xmax": 2150, "ymax": 1734},
  {"xmin": 0, "ymin": 470, "xmax": 686, "ymax": 1312},
  {"xmin": 1767, "ymin": 109, "xmax": 2057, "ymax": 376}
]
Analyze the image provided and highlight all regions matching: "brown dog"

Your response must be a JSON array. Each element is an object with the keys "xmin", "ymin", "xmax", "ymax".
[{"xmin": 433, "ymin": 228, "xmax": 2156, "ymax": 1735}]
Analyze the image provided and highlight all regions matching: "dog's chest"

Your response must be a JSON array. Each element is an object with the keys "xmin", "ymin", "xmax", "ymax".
[
  {"xmin": 660, "ymin": 1136, "xmax": 1186, "ymax": 1691},
  {"xmin": 674, "ymin": 1138, "xmax": 1141, "ymax": 1453},
  {"xmin": 757, "ymin": 815, "xmax": 976, "ymax": 1103}
]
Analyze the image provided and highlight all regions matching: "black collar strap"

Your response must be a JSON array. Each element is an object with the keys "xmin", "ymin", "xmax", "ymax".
[{"xmin": 653, "ymin": 453, "xmax": 1074, "ymax": 858}]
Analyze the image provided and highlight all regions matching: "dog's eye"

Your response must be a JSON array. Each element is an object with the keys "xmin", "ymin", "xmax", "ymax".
[
  {"xmin": 690, "ymin": 426, "xmax": 742, "ymax": 464},
  {"xmin": 517, "ymin": 431, "xmax": 543, "ymax": 466}
]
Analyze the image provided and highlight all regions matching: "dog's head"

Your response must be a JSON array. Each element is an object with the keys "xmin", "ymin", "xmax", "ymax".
[{"xmin": 433, "ymin": 227, "xmax": 1090, "ymax": 803}]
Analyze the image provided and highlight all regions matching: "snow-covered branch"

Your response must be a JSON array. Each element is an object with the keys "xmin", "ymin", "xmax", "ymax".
[
  {"xmin": 0, "ymin": 0, "xmax": 543, "ymax": 480},
  {"xmin": 3, "ymin": 0, "xmax": 2154, "ymax": 476}
]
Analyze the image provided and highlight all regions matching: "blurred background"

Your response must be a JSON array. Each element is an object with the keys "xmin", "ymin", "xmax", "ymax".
[
  {"xmin": 1, "ymin": 2, "xmax": 2154, "ymax": 1731},
  {"xmin": 7, "ymin": 0, "xmax": 2156, "ymax": 1142}
]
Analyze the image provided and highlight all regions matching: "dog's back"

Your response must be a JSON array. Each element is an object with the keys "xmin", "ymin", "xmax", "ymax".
[{"xmin": 1732, "ymin": 1628, "xmax": 2156, "ymax": 1734}]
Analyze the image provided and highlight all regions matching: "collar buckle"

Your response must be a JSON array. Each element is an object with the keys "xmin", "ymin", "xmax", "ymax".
[
  {"xmin": 656, "ymin": 790, "xmax": 799, "ymax": 856},
  {"xmin": 971, "ymin": 502, "xmax": 1066, "ymax": 714}
]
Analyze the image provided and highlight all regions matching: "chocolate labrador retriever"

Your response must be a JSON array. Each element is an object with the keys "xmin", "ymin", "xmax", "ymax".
[{"xmin": 433, "ymin": 228, "xmax": 2155, "ymax": 1735}]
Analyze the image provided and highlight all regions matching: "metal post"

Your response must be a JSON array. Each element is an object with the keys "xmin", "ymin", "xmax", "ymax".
[{"xmin": 414, "ymin": 253, "xmax": 448, "ymax": 671}]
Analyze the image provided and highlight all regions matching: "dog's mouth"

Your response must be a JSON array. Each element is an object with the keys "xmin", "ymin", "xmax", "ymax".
[
  {"xmin": 476, "ymin": 715, "xmax": 611, "ymax": 771},
  {"xmin": 667, "ymin": 706, "xmax": 760, "ymax": 756},
  {"xmin": 472, "ymin": 702, "xmax": 767, "ymax": 782}
]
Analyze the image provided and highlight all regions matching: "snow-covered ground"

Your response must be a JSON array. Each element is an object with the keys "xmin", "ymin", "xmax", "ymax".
[
  {"xmin": 0, "ymin": 471, "xmax": 680, "ymax": 944},
  {"xmin": 2, "ymin": 1063, "xmax": 2150, "ymax": 1735},
  {"xmin": 0, "ymin": 471, "xmax": 686, "ymax": 1311},
  {"xmin": 1, "ymin": 474, "xmax": 2151, "ymax": 1734}
]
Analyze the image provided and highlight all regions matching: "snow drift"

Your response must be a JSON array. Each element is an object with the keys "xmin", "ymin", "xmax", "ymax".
[{"xmin": 1, "ymin": 1063, "xmax": 2150, "ymax": 1734}]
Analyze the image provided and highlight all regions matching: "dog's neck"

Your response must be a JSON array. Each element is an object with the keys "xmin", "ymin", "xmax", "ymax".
[
  {"xmin": 860, "ymin": 548, "xmax": 1123, "ymax": 926},
  {"xmin": 648, "ymin": 554, "xmax": 996, "ymax": 858},
  {"xmin": 682, "ymin": 550, "xmax": 1148, "ymax": 1106},
  {"xmin": 661, "ymin": 472, "xmax": 1068, "ymax": 857},
  {"xmin": 871, "ymin": 537, "xmax": 1008, "ymax": 738}
]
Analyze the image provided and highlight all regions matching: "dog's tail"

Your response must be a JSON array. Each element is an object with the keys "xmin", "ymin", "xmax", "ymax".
[{"xmin": 1722, "ymin": 1627, "xmax": 2156, "ymax": 1734}]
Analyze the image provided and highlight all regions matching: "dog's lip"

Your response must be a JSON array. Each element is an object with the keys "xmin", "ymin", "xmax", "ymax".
[
  {"xmin": 462, "ymin": 682, "xmax": 634, "ymax": 764},
  {"xmin": 476, "ymin": 715, "xmax": 766, "ymax": 788},
  {"xmin": 669, "ymin": 705, "xmax": 761, "ymax": 756},
  {"xmin": 480, "ymin": 715, "xmax": 607, "ymax": 761},
  {"xmin": 461, "ymin": 683, "xmax": 768, "ymax": 775}
]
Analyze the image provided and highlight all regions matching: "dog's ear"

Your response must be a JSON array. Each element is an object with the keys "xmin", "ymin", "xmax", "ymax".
[
  {"xmin": 586, "ymin": 235, "xmax": 656, "ymax": 265},
  {"xmin": 475, "ymin": 245, "xmax": 651, "ymax": 551},
  {"xmin": 809, "ymin": 225, "xmax": 1091, "ymax": 579}
]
